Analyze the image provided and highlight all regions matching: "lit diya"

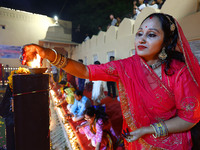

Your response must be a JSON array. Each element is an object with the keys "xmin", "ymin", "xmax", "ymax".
[{"xmin": 28, "ymin": 54, "xmax": 47, "ymax": 74}]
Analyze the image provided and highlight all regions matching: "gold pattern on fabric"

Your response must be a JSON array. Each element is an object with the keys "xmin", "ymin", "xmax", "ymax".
[
  {"xmin": 105, "ymin": 62, "xmax": 117, "ymax": 75},
  {"xmin": 175, "ymin": 65, "xmax": 186, "ymax": 83},
  {"xmin": 141, "ymin": 60, "xmax": 174, "ymax": 99},
  {"xmin": 180, "ymin": 97, "xmax": 199, "ymax": 112},
  {"xmin": 118, "ymin": 81, "xmax": 136, "ymax": 130},
  {"xmin": 138, "ymin": 138, "xmax": 165, "ymax": 150},
  {"xmin": 118, "ymin": 81, "xmax": 166, "ymax": 150}
]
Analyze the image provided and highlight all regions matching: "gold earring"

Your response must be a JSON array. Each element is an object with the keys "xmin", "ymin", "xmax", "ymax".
[{"xmin": 158, "ymin": 48, "xmax": 167, "ymax": 60}]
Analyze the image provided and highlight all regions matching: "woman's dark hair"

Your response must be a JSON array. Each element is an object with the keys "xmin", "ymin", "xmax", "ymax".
[
  {"xmin": 84, "ymin": 106, "xmax": 108, "ymax": 124},
  {"xmin": 94, "ymin": 61, "xmax": 101, "ymax": 65},
  {"xmin": 142, "ymin": 13, "xmax": 185, "ymax": 75},
  {"xmin": 74, "ymin": 90, "xmax": 83, "ymax": 96}
]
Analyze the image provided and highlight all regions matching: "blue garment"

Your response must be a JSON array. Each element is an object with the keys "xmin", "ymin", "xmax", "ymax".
[
  {"xmin": 70, "ymin": 96, "xmax": 91, "ymax": 116},
  {"xmin": 111, "ymin": 18, "xmax": 117, "ymax": 26},
  {"xmin": 78, "ymin": 78, "xmax": 85, "ymax": 91}
]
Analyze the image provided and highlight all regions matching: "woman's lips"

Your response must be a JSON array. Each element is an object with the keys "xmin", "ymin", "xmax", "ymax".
[{"xmin": 137, "ymin": 45, "xmax": 147, "ymax": 50}]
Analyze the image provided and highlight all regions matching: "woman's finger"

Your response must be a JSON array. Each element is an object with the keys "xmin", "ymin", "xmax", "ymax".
[
  {"xmin": 126, "ymin": 128, "xmax": 130, "ymax": 136},
  {"xmin": 121, "ymin": 133, "xmax": 126, "ymax": 138}
]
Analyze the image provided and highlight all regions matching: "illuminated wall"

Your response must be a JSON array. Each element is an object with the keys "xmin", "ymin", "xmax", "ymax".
[
  {"xmin": 72, "ymin": 0, "xmax": 200, "ymax": 65},
  {"xmin": 0, "ymin": 7, "xmax": 72, "ymax": 67}
]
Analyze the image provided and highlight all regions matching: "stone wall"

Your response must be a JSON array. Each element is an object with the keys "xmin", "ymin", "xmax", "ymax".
[{"xmin": 72, "ymin": 0, "xmax": 200, "ymax": 65}]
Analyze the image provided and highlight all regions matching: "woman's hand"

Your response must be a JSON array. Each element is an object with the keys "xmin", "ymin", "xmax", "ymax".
[
  {"xmin": 21, "ymin": 44, "xmax": 90, "ymax": 79},
  {"xmin": 122, "ymin": 127, "xmax": 148, "ymax": 142},
  {"xmin": 21, "ymin": 44, "xmax": 54, "ymax": 66},
  {"xmin": 128, "ymin": 127, "xmax": 146, "ymax": 141}
]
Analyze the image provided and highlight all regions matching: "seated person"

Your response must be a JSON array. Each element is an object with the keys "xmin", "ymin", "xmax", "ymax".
[
  {"xmin": 67, "ymin": 90, "xmax": 91, "ymax": 122},
  {"xmin": 56, "ymin": 86, "xmax": 75, "ymax": 111},
  {"xmin": 65, "ymin": 87, "xmax": 76, "ymax": 111},
  {"xmin": 76, "ymin": 106, "xmax": 120, "ymax": 150},
  {"xmin": 59, "ymin": 80, "xmax": 67, "ymax": 94}
]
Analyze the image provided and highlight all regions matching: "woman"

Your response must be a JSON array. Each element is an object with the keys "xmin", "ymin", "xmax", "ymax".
[
  {"xmin": 22, "ymin": 13, "xmax": 200, "ymax": 149},
  {"xmin": 77, "ymin": 106, "xmax": 118, "ymax": 150}
]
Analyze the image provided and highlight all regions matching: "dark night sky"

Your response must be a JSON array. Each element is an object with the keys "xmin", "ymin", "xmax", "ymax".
[{"xmin": 0, "ymin": 0, "xmax": 71, "ymax": 20}]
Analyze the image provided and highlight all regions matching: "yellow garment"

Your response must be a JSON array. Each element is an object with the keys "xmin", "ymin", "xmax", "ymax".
[
  {"xmin": 64, "ymin": 88, "xmax": 75, "ymax": 104},
  {"xmin": 60, "ymin": 87, "xmax": 64, "ymax": 94}
]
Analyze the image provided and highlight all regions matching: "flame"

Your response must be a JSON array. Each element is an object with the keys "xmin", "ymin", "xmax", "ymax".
[{"xmin": 30, "ymin": 54, "xmax": 41, "ymax": 68}]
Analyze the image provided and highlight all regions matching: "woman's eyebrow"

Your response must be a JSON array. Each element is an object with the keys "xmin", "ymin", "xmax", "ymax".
[
  {"xmin": 138, "ymin": 27, "xmax": 160, "ymax": 33},
  {"xmin": 148, "ymin": 28, "xmax": 160, "ymax": 33}
]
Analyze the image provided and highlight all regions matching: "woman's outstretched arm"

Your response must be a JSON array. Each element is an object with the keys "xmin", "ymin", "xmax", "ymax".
[
  {"xmin": 63, "ymin": 58, "xmax": 89, "ymax": 79},
  {"xmin": 22, "ymin": 44, "xmax": 89, "ymax": 79}
]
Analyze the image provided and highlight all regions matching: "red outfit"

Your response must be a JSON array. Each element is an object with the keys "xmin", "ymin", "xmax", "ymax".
[
  {"xmin": 79, "ymin": 119, "xmax": 118, "ymax": 150},
  {"xmin": 87, "ymin": 21, "xmax": 200, "ymax": 149}
]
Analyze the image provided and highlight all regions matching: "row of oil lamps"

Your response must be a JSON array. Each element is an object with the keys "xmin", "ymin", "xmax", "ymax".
[{"xmin": 50, "ymin": 89, "xmax": 80, "ymax": 150}]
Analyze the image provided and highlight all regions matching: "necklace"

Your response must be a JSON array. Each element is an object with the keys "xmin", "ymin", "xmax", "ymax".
[{"xmin": 149, "ymin": 60, "xmax": 162, "ymax": 70}]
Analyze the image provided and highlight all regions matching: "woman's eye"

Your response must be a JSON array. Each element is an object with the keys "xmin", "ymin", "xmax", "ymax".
[
  {"xmin": 136, "ymin": 32, "xmax": 143, "ymax": 37},
  {"xmin": 148, "ymin": 33, "xmax": 156, "ymax": 37}
]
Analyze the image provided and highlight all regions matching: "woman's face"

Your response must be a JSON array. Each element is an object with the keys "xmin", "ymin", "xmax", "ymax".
[
  {"xmin": 85, "ymin": 114, "xmax": 95, "ymax": 124},
  {"xmin": 135, "ymin": 17, "xmax": 164, "ymax": 62}
]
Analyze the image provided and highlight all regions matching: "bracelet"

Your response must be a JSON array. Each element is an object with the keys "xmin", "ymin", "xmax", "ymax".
[
  {"xmin": 57, "ymin": 54, "xmax": 65, "ymax": 68},
  {"xmin": 60, "ymin": 55, "xmax": 68, "ymax": 68},
  {"xmin": 50, "ymin": 53, "xmax": 68, "ymax": 69},
  {"xmin": 53, "ymin": 54, "xmax": 62, "ymax": 66},
  {"xmin": 150, "ymin": 124, "xmax": 158, "ymax": 138},
  {"xmin": 51, "ymin": 49, "xmax": 57, "ymax": 64},
  {"xmin": 150, "ymin": 121, "xmax": 168, "ymax": 138},
  {"xmin": 160, "ymin": 121, "xmax": 168, "ymax": 136}
]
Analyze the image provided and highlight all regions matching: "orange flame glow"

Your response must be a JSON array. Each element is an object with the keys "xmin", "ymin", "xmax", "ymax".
[{"xmin": 29, "ymin": 54, "xmax": 40, "ymax": 68}]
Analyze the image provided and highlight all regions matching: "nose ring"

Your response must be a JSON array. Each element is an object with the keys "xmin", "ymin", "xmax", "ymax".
[{"xmin": 140, "ymin": 39, "xmax": 145, "ymax": 43}]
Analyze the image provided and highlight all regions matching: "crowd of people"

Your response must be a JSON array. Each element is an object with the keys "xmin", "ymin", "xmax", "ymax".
[
  {"xmin": 98, "ymin": 0, "xmax": 166, "ymax": 37},
  {"xmin": 79, "ymin": 0, "xmax": 166, "ymax": 44},
  {"xmin": 49, "ymin": 60, "xmax": 121, "ymax": 149},
  {"xmin": 132, "ymin": 0, "xmax": 165, "ymax": 19}
]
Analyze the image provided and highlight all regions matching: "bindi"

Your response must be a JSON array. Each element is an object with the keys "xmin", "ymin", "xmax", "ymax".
[
  {"xmin": 149, "ymin": 16, "xmax": 153, "ymax": 19},
  {"xmin": 145, "ymin": 26, "xmax": 147, "ymax": 28}
]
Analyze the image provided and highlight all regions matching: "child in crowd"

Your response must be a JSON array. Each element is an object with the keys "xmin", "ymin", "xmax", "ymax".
[{"xmin": 76, "ymin": 106, "xmax": 120, "ymax": 150}]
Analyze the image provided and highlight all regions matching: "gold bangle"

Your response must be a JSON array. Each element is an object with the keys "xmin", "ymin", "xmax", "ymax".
[
  {"xmin": 160, "ymin": 121, "xmax": 168, "ymax": 136},
  {"xmin": 60, "ymin": 56, "xmax": 68, "ymax": 68},
  {"xmin": 53, "ymin": 54, "xmax": 62, "ymax": 66},
  {"xmin": 150, "ymin": 121, "xmax": 168, "ymax": 139},
  {"xmin": 56, "ymin": 55, "xmax": 68, "ymax": 68},
  {"xmin": 51, "ymin": 49, "xmax": 57, "ymax": 64},
  {"xmin": 150, "ymin": 124, "xmax": 158, "ymax": 138},
  {"xmin": 57, "ymin": 54, "xmax": 65, "ymax": 68}
]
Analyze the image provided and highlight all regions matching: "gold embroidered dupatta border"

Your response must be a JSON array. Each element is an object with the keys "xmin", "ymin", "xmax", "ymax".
[
  {"xmin": 117, "ymin": 56, "xmax": 175, "ymax": 150},
  {"xmin": 118, "ymin": 80, "xmax": 167, "ymax": 150}
]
